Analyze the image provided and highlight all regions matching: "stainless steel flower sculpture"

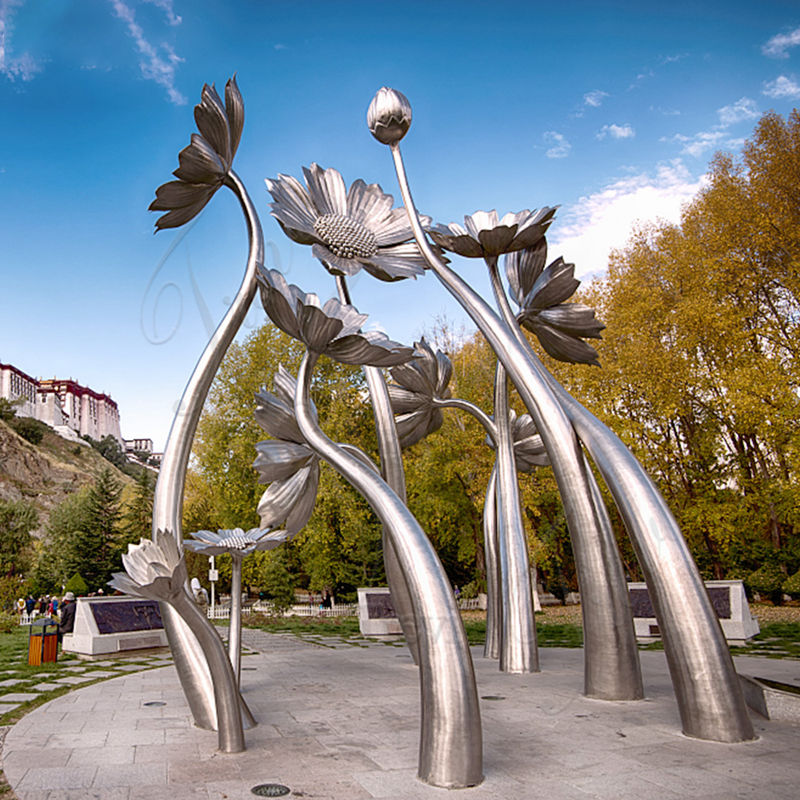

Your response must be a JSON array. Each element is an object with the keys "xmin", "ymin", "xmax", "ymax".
[
  {"xmin": 109, "ymin": 531, "xmax": 245, "ymax": 753},
  {"xmin": 185, "ymin": 527, "xmax": 289, "ymax": 686},
  {"xmin": 184, "ymin": 527, "xmax": 289, "ymax": 557},
  {"xmin": 506, "ymin": 241, "xmax": 605, "ymax": 365},
  {"xmin": 387, "ymin": 338, "xmax": 452, "ymax": 448},
  {"xmin": 265, "ymin": 164, "xmax": 429, "ymax": 281},
  {"xmin": 253, "ymin": 365, "xmax": 320, "ymax": 533},
  {"xmin": 257, "ymin": 267, "xmax": 413, "ymax": 367},
  {"xmin": 429, "ymin": 208, "xmax": 556, "ymax": 259},
  {"xmin": 149, "ymin": 78, "xmax": 244, "ymax": 230}
]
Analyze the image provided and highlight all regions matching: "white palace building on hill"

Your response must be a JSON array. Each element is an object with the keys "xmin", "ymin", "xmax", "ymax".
[{"xmin": 1, "ymin": 359, "xmax": 123, "ymax": 445}]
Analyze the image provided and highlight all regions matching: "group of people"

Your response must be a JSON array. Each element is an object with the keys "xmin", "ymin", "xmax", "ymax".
[{"xmin": 16, "ymin": 592, "xmax": 77, "ymax": 638}]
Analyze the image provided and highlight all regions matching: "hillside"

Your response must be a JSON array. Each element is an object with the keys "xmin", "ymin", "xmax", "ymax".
[{"xmin": 0, "ymin": 419, "xmax": 133, "ymax": 536}]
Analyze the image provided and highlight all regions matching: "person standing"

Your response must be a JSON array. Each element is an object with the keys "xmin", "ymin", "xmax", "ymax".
[{"xmin": 58, "ymin": 592, "xmax": 76, "ymax": 644}]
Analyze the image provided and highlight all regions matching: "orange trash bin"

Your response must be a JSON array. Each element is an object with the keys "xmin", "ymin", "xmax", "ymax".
[{"xmin": 28, "ymin": 618, "xmax": 59, "ymax": 666}]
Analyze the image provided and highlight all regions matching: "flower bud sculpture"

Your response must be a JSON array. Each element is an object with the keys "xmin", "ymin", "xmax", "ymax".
[{"xmin": 367, "ymin": 86, "xmax": 412, "ymax": 145}]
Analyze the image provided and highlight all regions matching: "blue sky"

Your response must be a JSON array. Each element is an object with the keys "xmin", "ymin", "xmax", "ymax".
[{"xmin": 2, "ymin": 0, "xmax": 800, "ymax": 449}]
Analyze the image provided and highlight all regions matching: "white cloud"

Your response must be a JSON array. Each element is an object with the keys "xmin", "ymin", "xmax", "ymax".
[
  {"xmin": 142, "ymin": 0, "xmax": 182, "ymax": 26},
  {"xmin": 110, "ymin": 0, "xmax": 186, "ymax": 105},
  {"xmin": 583, "ymin": 90, "xmax": 608, "ymax": 108},
  {"xmin": 597, "ymin": 123, "xmax": 635, "ymax": 140},
  {"xmin": 717, "ymin": 97, "xmax": 759, "ymax": 126},
  {"xmin": 543, "ymin": 131, "xmax": 571, "ymax": 159},
  {"xmin": 0, "ymin": 0, "xmax": 43, "ymax": 81},
  {"xmin": 763, "ymin": 26, "xmax": 800, "ymax": 59},
  {"xmin": 666, "ymin": 96, "xmax": 760, "ymax": 158},
  {"xmin": 549, "ymin": 160, "xmax": 704, "ymax": 279},
  {"xmin": 763, "ymin": 74, "xmax": 800, "ymax": 99}
]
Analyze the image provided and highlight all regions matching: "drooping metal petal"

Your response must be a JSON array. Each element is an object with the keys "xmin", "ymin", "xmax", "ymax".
[
  {"xmin": 225, "ymin": 75, "xmax": 244, "ymax": 159},
  {"xmin": 173, "ymin": 134, "xmax": 227, "ymax": 185},
  {"xmin": 253, "ymin": 440, "xmax": 316, "ymax": 483},
  {"xmin": 506, "ymin": 239, "xmax": 548, "ymax": 305},
  {"xmin": 256, "ymin": 462, "xmax": 319, "ymax": 533},
  {"xmin": 254, "ymin": 387, "xmax": 304, "ymax": 443},
  {"xmin": 194, "ymin": 83, "xmax": 232, "ymax": 165},
  {"xmin": 523, "ymin": 257, "xmax": 581, "ymax": 310},
  {"xmin": 326, "ymin": 330, "xmax": 413, "ymax": 367},
  {"xmin": 520, "ymin": 317, "xmax": 601, "ymax": 365}
]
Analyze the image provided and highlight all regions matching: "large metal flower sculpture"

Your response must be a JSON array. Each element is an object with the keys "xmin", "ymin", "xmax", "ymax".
[
  {"xmin": 429, "ymin": 208, "xmax": 556, "ymax": 259},
  {"xmin": 149, "ymin": 78, "xmax": 244, "ymax": 230},
  {"xmin": 258, "ymin": 268, "xmax": 413, "ymax": 367},
  {"xmin": 109, "ymin": 530, "xmax": 245, "ymax": 752},
  {"xmin": 505, "ymin": 241, "xmax": 605, "ymax": 365},
  {"xmin": 253, "ymin": 365, "xmax": 320, "ymax": 533},
  {"xmin": 387, "ymin": 338, "xmax": 453, "ymax": 448},
  {"xmin": 265, "ymin": 163, "xmax": 430, "ymax": 281}
]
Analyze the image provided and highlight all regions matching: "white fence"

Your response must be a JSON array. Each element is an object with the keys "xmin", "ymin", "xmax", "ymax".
[{"xmin": 208, "ymin": 601, "xmax": 358, "ymax": 620}]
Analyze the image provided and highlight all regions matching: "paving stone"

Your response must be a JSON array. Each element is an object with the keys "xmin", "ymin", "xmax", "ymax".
[
  {"xmin": 0, "ymin": 702, "xmax": 20, "ymax": 713},
  {"xmin": 79, "ymin": 670, "xmax": 118, "ymax": 678},
  {"xmin": 30, "ymin": 682, "xmax": 62, "ymax": 692},
  {"xmin": 52, "ymin": 676, "xmax": 95, "ymax": 685},
  {"xmin": 0, "ymin": 678, "xmax": 24, "ymax": 687},
  {"xmin": 0, "ymin": 693, "xmax": 38, "ymax": 702}
]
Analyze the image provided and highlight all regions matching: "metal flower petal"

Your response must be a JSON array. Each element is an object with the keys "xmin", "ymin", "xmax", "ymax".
[
  {"xmin": 430, "ymin": 207, "xmax": 556, "ymax": 258},
  {"xmin": 266, "ymin": 163, "xmax": 430, "ymax": 281},
  {"xmin": 509, "ymin": 242, "xmax": 605, "ymax": 366},
  {"xmin": 108, "ymin": 530, "xmax": 188, "ymax": 602},
  {"xmin": 149, "ymin": 76, "xmax": 243, "ymax": 231},
  {"xmin": 257, "ymin": 268, "xmax": 412, "ymax": 367},
  {"xmin": 388, "ymin": 338, "xmax": 452, "ymax": 448},
  {"xmin": 184, "ymin": 527, "xmax": 288, "ymax": 557}
]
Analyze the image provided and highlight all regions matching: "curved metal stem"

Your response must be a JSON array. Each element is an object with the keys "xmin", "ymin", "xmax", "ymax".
[
  {"xmin": 483, "ymin": 466, "xmax": 501, "ymax": 660},
  {"xmin": 390, "ymin": 142, "xmax": 642, "ymax": 701},
  {"xmin": 493, "ymin": 361, "xmax": 538, "ymax": 673},
  {"xmin": 170, "ymin": 591, "xmax": 245, "ymax": 753},
  {"xmin": 433, "ymin": 397, "xmax": 496, "ymax": 440},
  {"xmin": 152, "ymin": 169, "xmax": 263, "ymax": 730},
  {"xmin": 296, "ymin": 350, "xmax": 482, "ymax": 789},
  {"xmin": 536, "ymin": 355, "xmax": 755, "ymax": 741},
  {"xmin": 229, "ymin": 553, "xmax": 243, "ymax": 687},
  {"xmin": 335, "ymin": 275, "xmax": 420, "ymax": 665}
]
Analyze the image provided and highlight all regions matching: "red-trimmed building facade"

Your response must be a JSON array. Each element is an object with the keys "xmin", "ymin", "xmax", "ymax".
[{"xmin": 0, "ymin": 361, "xmax": 122, "ymax": 444}]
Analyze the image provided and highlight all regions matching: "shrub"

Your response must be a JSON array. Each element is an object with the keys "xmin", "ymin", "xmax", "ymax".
[
  {"xmin": 0, "ymin": 611, "xmax": 18, "ymax": 633},
  {"xmin": 10, "ymin": 416, "xmax": 48, "ymax": 445},
  {"xmin": 64, "ymin": 573, "xmax": 88, "ymax": 596},
  {"xmin": 746, "ymin": 563, "xmax": 786, "ymax": 605},
  {"xmin": 782, "ymin": 570, "xmax": 800, "ymax": 599}
]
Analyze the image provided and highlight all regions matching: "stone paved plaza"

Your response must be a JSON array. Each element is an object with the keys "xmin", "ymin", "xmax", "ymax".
[{"xmin": 2, "ymin": 630, "xmax": 800, "ymax": 799}]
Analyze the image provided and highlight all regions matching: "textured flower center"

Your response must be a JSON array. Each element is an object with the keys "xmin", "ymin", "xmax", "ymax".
[
  {"xmin": 221, "ymin": 534, "xmax": 250, "ymax": 551},
  {"xmin": 314, "ymin": 214, "xmax": 378, "ymax": 259}
]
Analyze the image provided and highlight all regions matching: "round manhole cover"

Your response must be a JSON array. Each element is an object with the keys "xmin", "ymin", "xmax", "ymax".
[
  {"xmin": 251, "ymin": 784, "xmax": 290, "ymax": 797},
  {"xmin": 481, "ymin": 695, "xmax": 506, "ymax": 701},
  {"xmin": 143, "ymin": 701, "xmax": 166, "ymax": 707}
]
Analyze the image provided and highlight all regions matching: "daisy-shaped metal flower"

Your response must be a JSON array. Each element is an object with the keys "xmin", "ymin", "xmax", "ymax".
[
  {"xmin": 149, "ymin": 76, "xmax": 244, "ymax": 230},
  {"xmin": 266, "ymin": 163, "xmax": 430, "ymax": 281},
  {"xmin": 387, "ymin": 338, "xmax": 453, "ymax": 448},
  {"xmin": 258, "ymin": 268, "xmax": 413, "ymax": 367},
  {"xmin": 109, "ymin": 530, "xmax": 188, "ymax": 603},
  {"xmin": 505, "ymin": 240, "xmax": 605, "ymax": 365},
  {"xmin": 184, "ymin": 527, "xmax": 289, "ymax": 557},
  {"xmin": 429, "ymin": 207, "xmax": 556, "ymax": 259},
  {"xmin": 253, "ymin": 365, "xmax": 320, "ymax": 534}
]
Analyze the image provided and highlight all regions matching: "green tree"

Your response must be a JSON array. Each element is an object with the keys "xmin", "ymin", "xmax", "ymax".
[
  {"xmin": 121, "ymin": 468, "xmax": 154, "ymax": 545},
  {"xmin": 0, "ymin": 499, "xmax": 38, "ymax": 577}
]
